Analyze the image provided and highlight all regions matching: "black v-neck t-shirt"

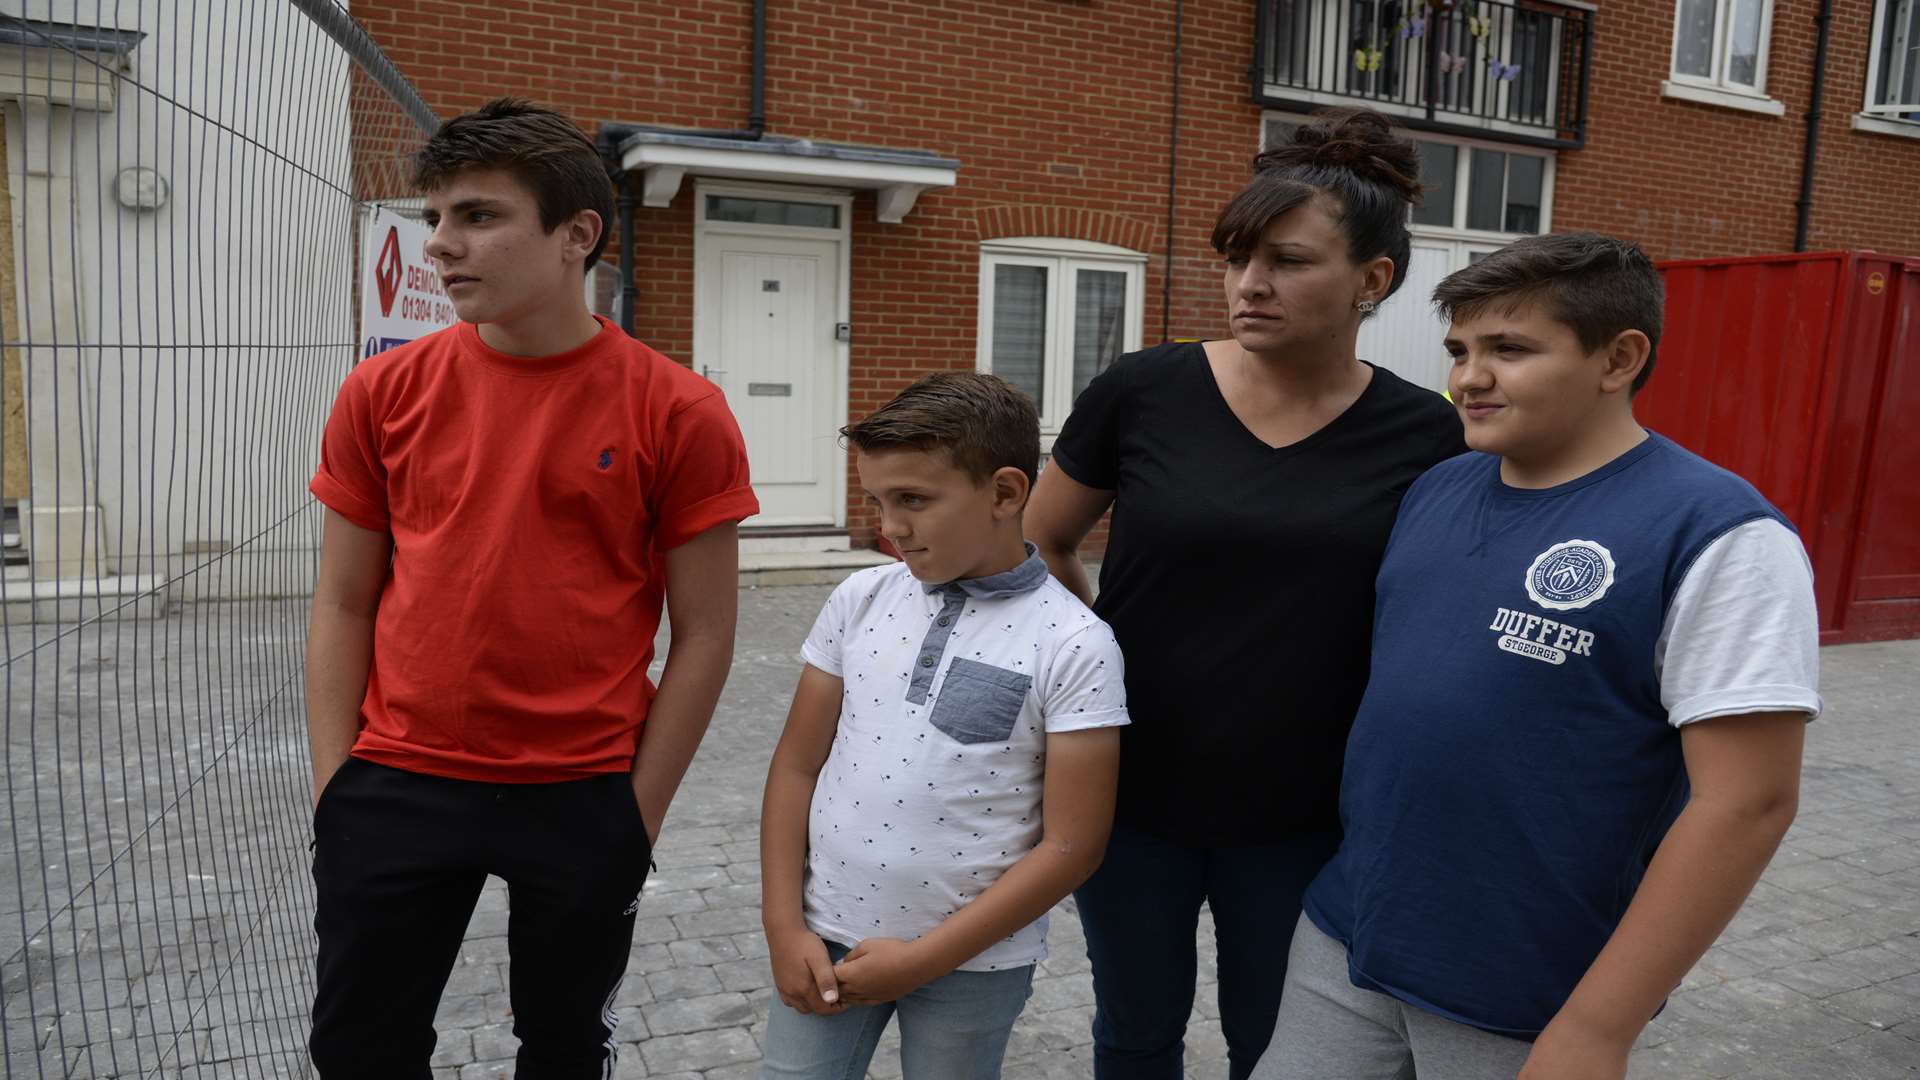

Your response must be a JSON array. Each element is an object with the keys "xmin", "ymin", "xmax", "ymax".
[{"xmin": 1049, "ymin": 341, "xmax": 1467, "ymax": 845}]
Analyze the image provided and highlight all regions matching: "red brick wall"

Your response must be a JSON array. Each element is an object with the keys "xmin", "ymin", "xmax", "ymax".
[
  {"xmin": 352, "ymin": 0, "xmax": 1920, "ymax": 549},
  {"xmin": 1555, "ymin": 1, "xmax": 1920, "ymax": 259},
  {"xmin": 352, "ymin": 0, "xmax": 1250, "ymax": 550}
]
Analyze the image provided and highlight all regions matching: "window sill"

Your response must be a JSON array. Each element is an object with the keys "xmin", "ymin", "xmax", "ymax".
[
  {"xmin": 1408, "ymin": 223, "xmax": 1547, "ymax": 244},
  {"xmin": 1851, "ymin": 113, "xmax": 1920, "ymax": 140},
  {"xmin": 1660, "ymin": 80, "xmax": 1787, "ymax": 117}
]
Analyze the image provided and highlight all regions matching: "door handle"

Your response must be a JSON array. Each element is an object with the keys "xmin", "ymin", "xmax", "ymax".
[{"xmin": 702, "ymin": 366, "xmax": 726, "ymax": 381}]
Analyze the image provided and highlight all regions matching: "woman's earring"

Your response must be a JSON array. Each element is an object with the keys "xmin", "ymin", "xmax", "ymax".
[{"xmin": 1355, "ymin": 299, "xmax": 1377, "ymax": 313}]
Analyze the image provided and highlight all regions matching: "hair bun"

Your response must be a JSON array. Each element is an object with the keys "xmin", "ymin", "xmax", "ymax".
[{"xmin": 1253, "ymin": 107, "xmax": 1422, "ymax": 205}]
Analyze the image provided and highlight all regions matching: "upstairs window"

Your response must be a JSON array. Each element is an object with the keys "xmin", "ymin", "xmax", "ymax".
[
  {"xmin": 1666, "ymin": 0, "xmax": 1782, "ymax": 112},
  {"xmin": 1866, "ymin": 0, "xmax": 1920, "ymax": 122}
]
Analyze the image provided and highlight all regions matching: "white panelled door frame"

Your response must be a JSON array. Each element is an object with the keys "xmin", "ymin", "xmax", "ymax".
[
  {"xmin": 1360, "ymin": 236, "xmax": 1506, "ymax": 395},
  {"xmin": 693, "ymin": 180, "xmax": 853, "ymax": 528},
  {"xmin": 1366, "ymin": 132, "xmax": 1555, "ymax": 395},
  {"xmin": 1257, "ymin": 113, "xmax": 1556, "ymax": 394}
]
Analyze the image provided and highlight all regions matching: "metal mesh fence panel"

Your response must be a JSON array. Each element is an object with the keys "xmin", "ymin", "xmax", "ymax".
[{"xmin": 0, "ymin": 3, "xmax": 433, "ymax": 1075}]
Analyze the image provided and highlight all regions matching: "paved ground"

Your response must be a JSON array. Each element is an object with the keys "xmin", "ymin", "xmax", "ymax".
[
  {"xmin": 4, "ymin": 586, "xmax": 1917, "ymax": 1078},
  {"xmin": 425, "ymin": 585, "xmax": 1920, "ymax": 1080},
  {"xmin": 3, "ymin": 600, "xmax": 319, "ymax": 1080}
]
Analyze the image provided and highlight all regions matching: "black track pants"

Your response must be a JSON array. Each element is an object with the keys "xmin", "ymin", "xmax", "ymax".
[{"xmin": 310, "ymin": 757, "xmax": 653, "ymax": 1079}]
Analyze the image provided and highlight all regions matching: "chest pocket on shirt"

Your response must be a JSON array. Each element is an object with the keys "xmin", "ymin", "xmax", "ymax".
[{"xmin": 929, "ymin": 659, "xmax": 1032, "ymax": 745}]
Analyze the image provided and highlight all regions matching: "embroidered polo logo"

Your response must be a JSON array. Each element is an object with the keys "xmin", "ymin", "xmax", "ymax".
[
  {"xmin": 597, "ymin": 448, "xmax": 615, "ymax": 471},
  {"xmin": 1525, "ymin": 539, "xmax": 1615, "ymax": 611}
]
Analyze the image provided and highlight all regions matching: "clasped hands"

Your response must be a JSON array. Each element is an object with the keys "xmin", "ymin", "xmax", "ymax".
[{"xmin": 769, "ymin": 929, "xmax": 938, "ymax": 1015}]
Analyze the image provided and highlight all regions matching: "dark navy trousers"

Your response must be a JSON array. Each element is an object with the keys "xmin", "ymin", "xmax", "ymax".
[{"xmin": 1074, "ymin": 824, "xmax": 1340, "ymax": 1080}]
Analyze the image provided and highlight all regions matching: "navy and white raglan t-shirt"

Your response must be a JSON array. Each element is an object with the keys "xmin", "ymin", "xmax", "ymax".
[{"xmin": 1302, "ymin": 431, "xmax": 1821, "ymax": 1038}]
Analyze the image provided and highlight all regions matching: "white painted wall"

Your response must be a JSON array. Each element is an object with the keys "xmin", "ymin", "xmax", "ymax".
[{"xmin": 5, "ymin": 0, "xmax": 358, "ymax": 597}]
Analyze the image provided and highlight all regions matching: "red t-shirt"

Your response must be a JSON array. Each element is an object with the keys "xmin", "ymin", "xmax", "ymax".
[{"xmin": 310, "ymin": 317, "xmax": 758, "ymax": 782}]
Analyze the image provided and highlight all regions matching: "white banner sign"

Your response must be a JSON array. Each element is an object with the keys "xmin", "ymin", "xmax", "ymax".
[{"xmin": 360, "ymin": 206, "xmax": 455, "ymax": 359}]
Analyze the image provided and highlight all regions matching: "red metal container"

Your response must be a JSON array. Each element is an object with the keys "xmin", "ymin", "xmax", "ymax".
[{"xmin": 1639, "ymin": 251, "xmax": 1920, "ymax": 644}]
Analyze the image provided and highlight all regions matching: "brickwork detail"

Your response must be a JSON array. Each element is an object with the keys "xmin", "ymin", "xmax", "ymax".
[
  {"xmin": 351, "ymin": 0, "xmax": 1920, "ymax": 552},
  {"xmin": 974, "ymin": 205, "xmax": 1160, "ymax": 254}
]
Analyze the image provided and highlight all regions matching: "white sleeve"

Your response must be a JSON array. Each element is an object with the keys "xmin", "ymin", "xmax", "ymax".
[
  {"xmin": 798, "ymin": 576, "xmax": 858, "ymax": 677},
  {"xmin": 1041, "ymin": 622, "xmax": 1130, "ymax": 734},
  {"xmin": 1656, "ymin": 517, "xmax": 1822, "ymax": 728}
]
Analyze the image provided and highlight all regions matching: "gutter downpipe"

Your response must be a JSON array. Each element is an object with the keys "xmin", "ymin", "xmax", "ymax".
[
  {"xmin": 748, "ymin": 0, "xmax": 767, "ymax": 139},
  {"xmin": 1163, "ymin": 0, "xmax": 1183, "ymax": 343},
  {"xmin": 1794, "ymin": 0, "xmax": 1833, "ymax": 252},
  {"xmin": 618, "ymin": 172, "xmax": 638, "ymax": 335},
  {"xmin": 1574, "ymin": 9, "xmax": 1594, "ymax": 147},
  {"xmin": 606, "ymin": 0, "xmax": 769, "ymax": 336}
]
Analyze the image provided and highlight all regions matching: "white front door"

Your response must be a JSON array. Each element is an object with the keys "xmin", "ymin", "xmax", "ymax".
[
  {"xmin": 694, "ymin": 190, "xmax": 848, "ymax": 527},
  {"xmin": 1357, "ymin": 237, "xmax": 1501, "ymax": 395}
]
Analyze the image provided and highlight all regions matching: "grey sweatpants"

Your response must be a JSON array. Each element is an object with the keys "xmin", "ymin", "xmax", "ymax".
[{"xmin": 1251, "ymin": 914, "xmax": 1535, "ymax": 1080}]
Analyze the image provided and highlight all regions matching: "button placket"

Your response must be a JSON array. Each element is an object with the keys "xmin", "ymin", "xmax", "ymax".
[{"xmin": 905, "ymin": 588, "xmax": 967, "ymax": 705}]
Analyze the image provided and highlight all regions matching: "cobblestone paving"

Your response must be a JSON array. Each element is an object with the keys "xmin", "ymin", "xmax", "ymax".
[
  {"xmin": 424, "ymin": 585, "xmax": 1920, "ymax": 1080},
  {"xmin": 7, "ymin": 589, "xmax": 1915, "ymax": 1078}
]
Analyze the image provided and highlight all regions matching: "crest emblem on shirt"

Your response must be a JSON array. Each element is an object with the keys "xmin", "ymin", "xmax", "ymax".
[{"xmin": 1524, "ymin": 539, "xmax": 1615, "ymax": 611}]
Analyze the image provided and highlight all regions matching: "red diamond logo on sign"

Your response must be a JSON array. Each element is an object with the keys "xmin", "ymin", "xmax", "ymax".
[{"xmin": 375, "ymin": 226, "xmax": 404, "ymax": 318}]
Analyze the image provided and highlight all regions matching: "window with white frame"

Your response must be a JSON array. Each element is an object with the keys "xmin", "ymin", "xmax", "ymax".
[
  {"xmin": 1408, "ymin": 138, "xmax": 1550, "ymax": 236},
  {"xmin": 1261, "ymin": 117, "xmax": 1550, "ymax": 238},
  {"xmin": 978, "ymin": 240, "xmax": 1145, "ymax": 433},
  {"xmin": 1260, "ymin": 115, "xmax": 1297, "ymax": 151},
  {"xmin": 1670, "ymin": 0, "xmax": 1775, "ymax": 96},
  {"xmin": 1867, "ymin": 0, "xmax": 1920, "ymax": 121}
]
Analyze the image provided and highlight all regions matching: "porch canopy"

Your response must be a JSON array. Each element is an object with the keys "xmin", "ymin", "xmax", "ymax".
[{"xmin": 615, "ymin": 128, "xmax": 959, "ymax": 224}]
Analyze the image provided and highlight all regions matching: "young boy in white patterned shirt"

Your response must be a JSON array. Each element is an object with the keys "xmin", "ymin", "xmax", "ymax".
[{"xmin": 758, "ymin": 373, "xmax": 1128, "ymax": 1078}]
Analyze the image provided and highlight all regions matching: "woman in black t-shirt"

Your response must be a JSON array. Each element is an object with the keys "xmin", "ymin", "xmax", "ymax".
[{"xmin": 1026, "ymin": 109, "xmax": 1467, "ymax": 1080}]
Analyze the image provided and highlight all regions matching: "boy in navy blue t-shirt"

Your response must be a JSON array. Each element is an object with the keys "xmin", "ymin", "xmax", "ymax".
[{"xmin": 1254, "ymin": 234, "xmax": 1820, "ymax": 1080}]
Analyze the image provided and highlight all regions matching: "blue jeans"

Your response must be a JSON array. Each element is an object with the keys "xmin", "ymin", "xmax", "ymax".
[
  {"xmin": 1074, "ymin": 825, "xmax": 1340, "ymax": 1080},
  {"xmin": 758, "ymin": 941, "xmax": 1036, "ymax": 1080}
]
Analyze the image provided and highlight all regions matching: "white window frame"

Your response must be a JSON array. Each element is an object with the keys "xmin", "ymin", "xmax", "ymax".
[
  {"xmin": 1860, "ymin": 0, "xmax": 1920, "ymax": 134},
  {"xmin": 1263, "ymin": 114, "xmax": 1556, "ymax": 244},
  {"xmin": 1408, "ymin": 133, "xmax": 1557, "ymax": 242},
  {"xmin": 1662, "ymin": 0, "xmax": 1785, "ymax": 115},
  {"xmin": 976, "ymin": 238, "xmax": 1146, "ymax": 441}
]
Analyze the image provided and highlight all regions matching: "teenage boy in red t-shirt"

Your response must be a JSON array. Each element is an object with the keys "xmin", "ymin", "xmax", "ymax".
[{"xmin": 306, "ymin": 99, "xmax": 758, "ymax": 1078}]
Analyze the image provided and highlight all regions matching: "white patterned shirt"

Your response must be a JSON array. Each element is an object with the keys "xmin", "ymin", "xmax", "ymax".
[{"xmin": 797, "ymin": 550, "xmax": 1129, "ymax": 970}]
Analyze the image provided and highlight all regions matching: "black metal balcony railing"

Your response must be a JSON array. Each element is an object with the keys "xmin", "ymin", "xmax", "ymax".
[{"xmin": 1254, "ymin": 0, "xmax": 1593, "ymax": 148}]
